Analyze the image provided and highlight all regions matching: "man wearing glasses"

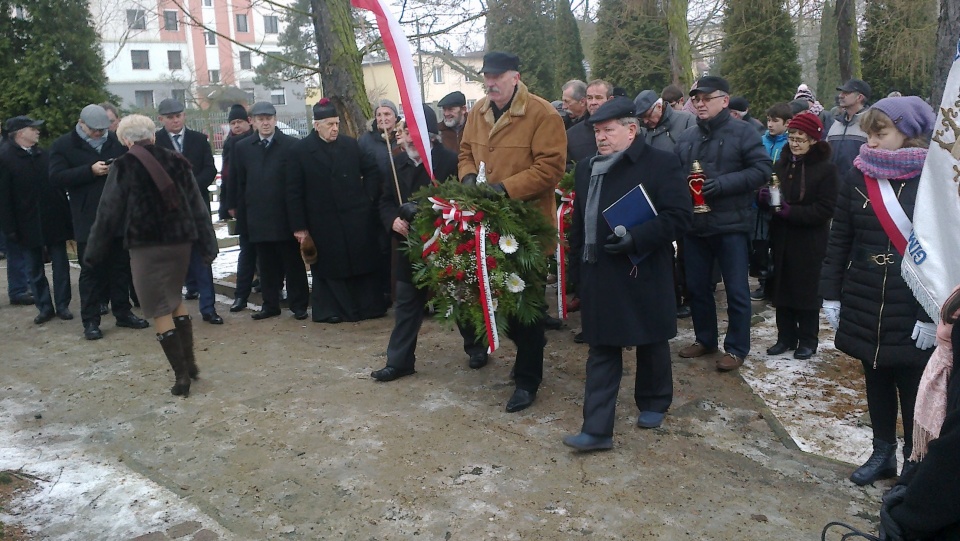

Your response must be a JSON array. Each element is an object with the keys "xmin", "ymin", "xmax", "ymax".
[
  {"xmin": 673, "ymin": 76, "xmax": 772, "ymax": 372},
  {"xmin": 50, "ymin": 104, "xmax": 149, "ymax": 340}
]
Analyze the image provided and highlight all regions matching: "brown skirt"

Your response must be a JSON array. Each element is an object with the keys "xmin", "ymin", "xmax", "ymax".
[{"xmin": 129, "ymin": 243, "xmax": 192, "ymax": 319}]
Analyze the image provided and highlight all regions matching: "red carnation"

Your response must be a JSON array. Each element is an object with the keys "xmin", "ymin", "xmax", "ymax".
[
  {"xmin": 445, "ymin": 265, "xmax": 454, "ymax": 275},
  {"xmin": 486, "ymin": 255, "xmax": 497, "ymax": 269},
  {"xmin": 441, "ymin": 224, "xmax": 455, "ymax": 235},
  {"xmin": 420, "ymin": 234, "xmax": 430, "ymax": 241},
  {"xmin": 455, "ymin": 271, "xmax": 466, "ymax": 281},
  {"xmin": 474, "ymin": 211, "xmax": 485, "ymax": 221},
  {"xmin": 488, "ymin": 232, "xmax": 500, "ymax": 244},
  {"xmin": 434, "ymin": 217, "xmax": 443, "ymax": 227}
]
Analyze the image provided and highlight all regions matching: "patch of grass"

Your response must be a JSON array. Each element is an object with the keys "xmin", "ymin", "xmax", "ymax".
[{"xmin": 0, "ymin": 473, "xmax": 13, "ymax": 485}]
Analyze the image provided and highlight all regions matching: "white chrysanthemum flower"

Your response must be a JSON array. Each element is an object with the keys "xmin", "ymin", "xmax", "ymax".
[
  {"xmin": 506, "ymin": 273, "xmax": 525, "ymax": 293},
  {"xmin": 499, "ymin": 234, "xmax": 519, "ymax": 254},
  {"xmin": 491, "ymin": 298, "xmax": 499, "ymax": 311}
]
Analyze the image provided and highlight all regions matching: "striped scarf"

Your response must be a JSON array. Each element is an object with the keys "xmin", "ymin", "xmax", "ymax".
[{"xmin": 853, "ymin": 144, "xmax": 928, "ymax": 180}]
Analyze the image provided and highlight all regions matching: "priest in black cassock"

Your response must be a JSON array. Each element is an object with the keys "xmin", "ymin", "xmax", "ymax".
[{"xmin": 287, "ymin": 99, "xmax": 387, "ymax": 323}]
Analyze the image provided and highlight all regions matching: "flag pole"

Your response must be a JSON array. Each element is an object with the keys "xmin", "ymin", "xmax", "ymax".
[{"xmin": 383, "ymin": 125, "xmax": 404, "ymax": 204}]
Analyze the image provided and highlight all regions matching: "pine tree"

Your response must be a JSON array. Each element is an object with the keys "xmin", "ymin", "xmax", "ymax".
[
  {"xmin": 553, "ymin": 0, "xmax": 586, "ymax": 85},
  {"xmin": 486, "ymin": 0, "xmax": 557, "ymax": 98},
  {"xmin": 254, "ymin": 0, "xmax": 316, "ymax": 88},
  {"xmin": 719, "ymin": 0, "xmax": 800, "ymax": 113},
  {"xmin": 0, "ymin": 0, "xmax": 111, "ymax": 144},
  {"xmin": 814, "ymin": 0, "xmax": 840, "ymax": 99},
  {"xmin": 592, "ymin": 0, "xmax": 670, "ymax": 97},
  {"xmin": 860, "ymin": 0, "xmax": 937, "ymax": 98}
]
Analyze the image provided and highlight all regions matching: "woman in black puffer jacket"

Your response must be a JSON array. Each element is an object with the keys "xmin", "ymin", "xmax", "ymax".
[{"xmin": 820, "ymin": 96, "xmax": 937, "ymax": 486}]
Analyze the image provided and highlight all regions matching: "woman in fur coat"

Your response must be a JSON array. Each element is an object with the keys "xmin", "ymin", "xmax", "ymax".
[{"xmin": 85, "ymin": 114, "xmax": 218, "ymax": 397}]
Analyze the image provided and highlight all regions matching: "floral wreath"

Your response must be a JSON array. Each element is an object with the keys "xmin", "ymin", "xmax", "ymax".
[{"xmin": 405, "ymin": 181, "xmax": 553, "ymax": 352}]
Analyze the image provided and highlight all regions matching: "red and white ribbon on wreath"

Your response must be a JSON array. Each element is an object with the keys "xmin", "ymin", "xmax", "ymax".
[
  {"xmin": 475, "ymin": 222, "xmax": 500, "ymax": 353},
  {"xmin": 555, "ymin": 188, "xmax": 575, "ymax": 319},
  {"xmin": 421, "ymin": 196, "xmax": 476, "ymax": 257}
]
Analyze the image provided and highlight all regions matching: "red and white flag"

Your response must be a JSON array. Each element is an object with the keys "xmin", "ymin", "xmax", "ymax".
[{"xmin": 351, "ymin": 0, "xmax": 434, "ymax": 180}]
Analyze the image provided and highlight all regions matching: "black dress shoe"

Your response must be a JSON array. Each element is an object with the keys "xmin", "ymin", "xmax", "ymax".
[
  {"xmin": 312, "ymin": 315, "xmax": 342, "ymax": 324},
  {"xmin": 184, "ymin": 290, "xmax": 199, "ymax": 300},
  {"xmin": 34, "ymin": 310, "xmax": 55, "ymax": 324},
  {"xmin": 765, "ymin": 341, "xmax": 795, "ymax": 355},
  {"xmin": 10, "ymin": 294, "xmax": 35, "ymax": 306},
  {"xmin": 544, "ymin": 315, "xmax": 563, "ymax": 330},
  {"xmin": 229, "ymin": 298, "xmax": 247, "ymax": 312},
  {"xmin": 573, "ymin": 332, "xmax": 585, "ymax": 344},
  {"xmin": 292, "ymin": 309, "xmax": 309, "ymax": 320},
  {"xmin": 251, "ymin": 308, "xmax": 281, "ymax": 320},
  {"xmin": 794, "ymin": 346, "xmax": 816, "ymax": 360},
  {"xmin": 99, "ymin": 303, "xmax": 109, "ymax": 315},
  {"xmin": 115, "ymin": 313, "xmax": 149, "ymax": 329},
  {"xmin": 676, "ymin": 304, "xmax": 692, "ymax": 319},
  {"xmin": 371, "ymin": 365, "xmax": 415, "ymax": 382},
  {"xmin": 202, "ymin": 312, "xmax": 224, "ymax": 324},
  {"xmin": 505, "ymin": 389, "xmax": 536, "ymax": 412},
  {"xmin": 83, "ymin": 321, "xmax": 103, "ymax": 340},
  {"xmin": 468, "ymin": 352, "xmax": 488, "ymax": 369},
  {"xmin": 57, "ymin": 307, "xmax": 74, "ymax": 320}
]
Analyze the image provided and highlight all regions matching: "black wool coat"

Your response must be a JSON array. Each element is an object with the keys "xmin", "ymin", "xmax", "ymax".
[
  {"xmin": 768, "ymin": 142, "xmax": 838, "ymax": 310},
  {"xmin": 674, "ymin": 108, "xmax": 773, "ymax": 237},
  {"xmin": 565, "ymin": 114, "xmax": 596, "ymax": 170},
  {"xmin": 154, "ymin": 128, "xmax": 218, "ymax": 208},
  {"xmin": 378, "ymin": 144, "xmax": 459, "ymax": 284},
  {"xmin": 49, "ymin": 129, "xmax": 127, "ymax": 242},
  {"xmin": 0, "ymin": 144, "xmax": 73, "ymax": 247},
  {"xmin": 569, "ymin": 136, "xmax": 693, "ymax": 347},
  {"xmin": 84, "ymin": 144, "xmax": 217, "ymax": 267},
  {"xmin": 820, "ymin": 167, "xmax": 933, "ymax": 368},
  {"xmin": 230, "ymin": 131, "xmax": 297, "ymax": 243},
  {"xmin": 287, "ymin": 132, "xmax": 383, "ymax": 279},
  {"xmin": 219, "ymin": 128, "xmax": 255, "ymax": 220}
]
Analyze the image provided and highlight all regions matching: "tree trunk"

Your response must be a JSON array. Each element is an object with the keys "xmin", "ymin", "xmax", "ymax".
[
  {"xmin": 836, "ymin": 0, "xmax": 854, "ymax": 82},
  {"xmin": 931, "ymin": 0, "xmax": 960, "ymax": 106},
  {"xmin": 312, "ymin": 0, "xmax": 371, "ymax": 138},
  {"xmin": 665, "ymin": 0, "xmax": 692, "ymax": 89}
]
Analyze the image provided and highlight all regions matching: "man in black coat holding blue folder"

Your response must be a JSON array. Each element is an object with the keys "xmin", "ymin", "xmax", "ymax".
[{"xmin": 564, "ymin": 97, "xmax": 692, "ymax": 451}]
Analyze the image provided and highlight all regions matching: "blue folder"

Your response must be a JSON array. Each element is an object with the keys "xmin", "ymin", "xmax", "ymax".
[{"xmin": 602, "ymin": 184, "xmax": 658, "ymax": 265}]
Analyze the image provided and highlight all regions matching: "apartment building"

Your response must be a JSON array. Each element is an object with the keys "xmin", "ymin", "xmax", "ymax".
[
  {"xmin": 91, "ymin": 0, "xmax": 305, "ymax": 113},
  {"xmin": 357, "ymin": 51, "xmax": 487, "ymax": 114}
]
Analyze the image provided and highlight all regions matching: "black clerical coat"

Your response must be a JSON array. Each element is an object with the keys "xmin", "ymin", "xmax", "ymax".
[
  {"xmin": 569, "ymin": 136, "xmax": 692, "ymax": 346},
  {"xmin": 287, "ymin": 131, "xmax": 383, "ymax": 279}
]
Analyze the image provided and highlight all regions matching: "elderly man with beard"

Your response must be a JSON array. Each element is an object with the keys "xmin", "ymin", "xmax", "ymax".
[
  {"xmin": 563, "ymin": 97, "xmax": 692, "ymax": 450},
  {"xmin": 566, "ymin": 79, "xmax": 613, "ymax": 169},
  {"xmin": 287, "ymin": 99, "xmax": 386, "ymax": 323},
  {"xmin": 437, "ymin": 91, "xmax": 468, "ymax": 154},
  {"xmin": 369, "ymin": 105, "xmax": 486, "ymax": 381},
  {"xmin": 459, "ymin": 51, "xmax": 567, "ymax": 413}
]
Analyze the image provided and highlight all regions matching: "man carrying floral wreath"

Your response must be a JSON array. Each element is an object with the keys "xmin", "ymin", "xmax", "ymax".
[{"xmin": 458, "ymin": 51, "xmax": 567, "ymax": 413}]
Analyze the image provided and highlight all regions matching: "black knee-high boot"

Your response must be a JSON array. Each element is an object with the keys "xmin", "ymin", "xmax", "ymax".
[
  {"xmin": 173, "ymin": 315, "xmax": 198, "ymax": 379},
  {"xmin": 158, "ymin": 329, "xmax": 190, "ymax": 396}
]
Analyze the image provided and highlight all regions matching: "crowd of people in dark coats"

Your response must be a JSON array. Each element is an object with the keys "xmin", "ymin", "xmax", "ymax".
[{"xmin": 1, "ymin": 64, "xmax": 957, "ymax": 538}]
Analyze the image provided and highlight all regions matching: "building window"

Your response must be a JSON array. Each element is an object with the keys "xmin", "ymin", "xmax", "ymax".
[
  {"xmin": 167, "ymin": 50, "xmax": 182, "ymax": 70},
  {"xmin": 432, "ymin": 66, "xmax": 444, "ymax": 84},
  {"xmin": 204, "ymin": 31, "xmax": 216, "ymax": 45},
  {"xmin": 202, "ymin": 0, "xmax": 212, "ymax": 6},
  {"xmin": 239, "ymin": 51, "xmax": 252, "ymax": 70},
  {"xmin": 131, "ymin": 50, "xmax": 150, "ymax": 70},
  {"xmin": 134, "ymin": 90, "xmax": 154, "ymax": 110},
  {"xmin": 466, "ymin": 99, "xmax": 476, "ymax": 110},
  {"xmin": 208, "ymin": 70, "xmax": 220, "ymax": 84},
  {"xmin": 172, "ymin": 89, "xmax": 187, "ymax": 104},
  {"xmin": 235, "ymin": 13, "xmax": 248, "ymax": 32},
  {"xmin": 163, "ymin": 10, "xmax": 178, "ymax": 31},
  {"xmin": 244, "ymin": 89, "xmax": 255, "ymax": 103},
  {"xmin": 263, "ymin": 15, "xmax": 279, "ymax": 34},
  {"xmin": 270, "ymin": 88, "xmax": 286, "ymax": 106},
  {"xmin": 126, "ymin": 9, "xmax": 146, "ymax": 30}
]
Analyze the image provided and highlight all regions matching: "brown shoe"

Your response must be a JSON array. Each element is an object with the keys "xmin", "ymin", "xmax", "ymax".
[
  {"xmin": 716, "ymin": 352, "xmax": 744, "ymax": 371},
  {"xmin": 678, "ymin": 342, "xmax": 717, "ymax": 358}
]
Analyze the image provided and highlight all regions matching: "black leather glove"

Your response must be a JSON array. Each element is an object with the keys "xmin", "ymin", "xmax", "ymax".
[
  {"xmin": 702, "ymin": 178, "xmax": 722, "ymax": 197},
  {"xmin": 461, "ymin": 173, "xmax": 478, "ymax": 186},
  {"xmin": 398, "ymin": 202, "xmax": 419, "ymax": 222},
  {"xmin": 482, "ymin": 183, "xmax": 507, "ymax": 200},
  {"xmin": 879, "ymin": 485, "xmax": 908, "ymax": 541},
  {"xmin": 5, "ymin": 232, "xmax": 19, "ymax": 245},
  {"xmin": 603, "ymin": 231, "xmax": 635, "ymax": 255}
]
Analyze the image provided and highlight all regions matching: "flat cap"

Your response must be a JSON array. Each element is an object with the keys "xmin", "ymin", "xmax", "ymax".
[
  {"xmin": 633, "ymin": 90, "xmax": 659, "ymax": 116},
  {"xmin": 157, "ymin": 98, "xmax": 185, "ymax": 115},
  {"xmin": 837, "ymin": 79, "xmax": 871, "ymax": 100},
  {"xmin": 587, "ymin": 96, "xmax": 636, "ymax": 126},
  {"xmin": 728, "ymin": 96, "xmax": 750, "ymax": 112},
  {"xmin": 250, "ymin": 101, "xmax": 277, "ymax": 116},
  {"xmin": 691, "ymin": 75, "xmax": 729, "ymax": 96},
  {"xmin": 5, "ymin": 115, "xmax": 43, "ymax": 133},
  {"xmin": 478, "ymin": 51, "xmax": 520, "ymax": 75},
  {"xmin": 438, "ymin": 91, "xmax": 466, "ymax": 108},
  {"xmin": 80, "ymin": 104, "xmax": 111, "ymax": 131}
]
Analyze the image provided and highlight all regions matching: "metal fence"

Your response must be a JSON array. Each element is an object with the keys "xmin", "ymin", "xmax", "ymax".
[{"xmin": 180, "ymin": 111, "xmax": 312, "ymax": 152}]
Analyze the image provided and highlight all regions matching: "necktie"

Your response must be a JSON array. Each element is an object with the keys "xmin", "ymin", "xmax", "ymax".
[
  {"xmin": 172, "ymin": 133, "xmax": 182, "ymax": 153},
  {"xmin": 260, "ymin": 138, "xmax": 270, "ymax": 149}
]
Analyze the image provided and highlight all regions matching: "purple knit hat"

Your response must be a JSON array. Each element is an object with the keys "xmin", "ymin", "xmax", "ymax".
[{"xmin": 870, "ymin": 96, "xmax": 936, "ymax": 139}]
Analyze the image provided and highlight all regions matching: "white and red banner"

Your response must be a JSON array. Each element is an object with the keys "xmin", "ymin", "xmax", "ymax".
[
  {"xmin": 351, "ymin": 0, "xmax": 434, "ymax": 180},
  {"xmin": 901, "ymin": 36, "xmax": 960, "ymax": 321}
]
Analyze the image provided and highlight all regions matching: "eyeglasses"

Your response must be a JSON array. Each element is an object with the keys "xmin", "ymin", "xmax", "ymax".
[
  {"xmin": 690, "ymin": 93, "xmax": 727, "ymax": 105},
  {"xmin": 788, "ymin": 137, "xmax": 812, "ymax": 144}
]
